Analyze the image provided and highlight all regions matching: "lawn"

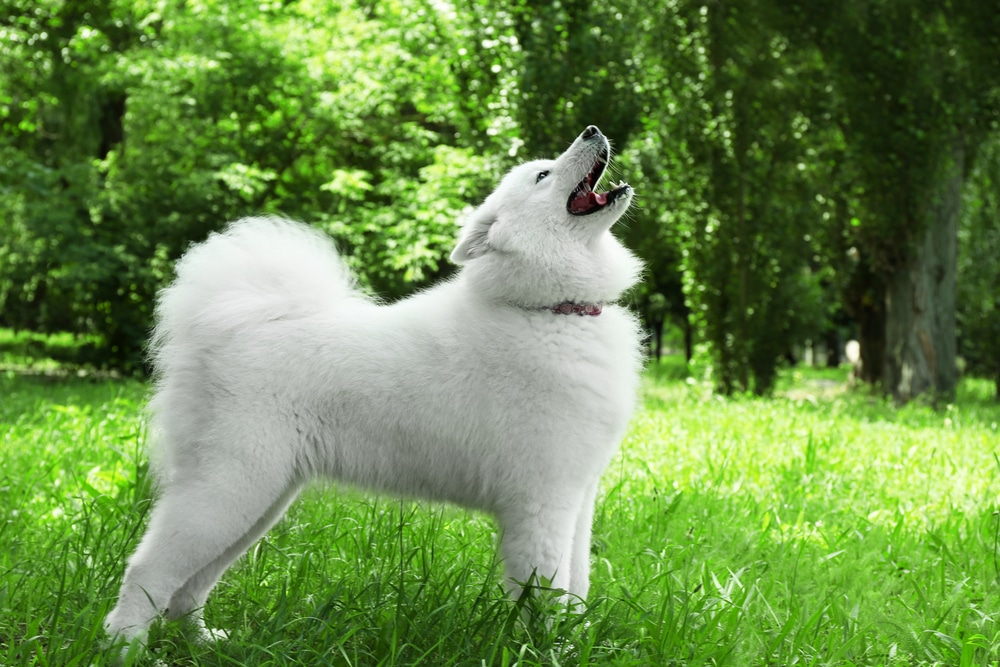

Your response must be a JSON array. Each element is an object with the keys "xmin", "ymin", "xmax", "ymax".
[{"xmin": 1, "ymin": 349, "xmax": 999, "ymax": 666}]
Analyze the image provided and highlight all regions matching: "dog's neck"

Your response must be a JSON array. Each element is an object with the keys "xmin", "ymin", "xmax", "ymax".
[{"xmin": 523, "ymin": 302, "xmax": 603, "ymax": 317}]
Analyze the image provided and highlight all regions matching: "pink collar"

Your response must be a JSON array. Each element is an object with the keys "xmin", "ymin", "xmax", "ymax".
[{"xmin": 527, "ymin": 302, "xmax": 603, "ymax": 316}]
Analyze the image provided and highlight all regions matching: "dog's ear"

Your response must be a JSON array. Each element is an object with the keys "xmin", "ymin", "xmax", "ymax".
[{"xmin": 450, "ymin": 205, "xmax": 496, "ymax": 265}]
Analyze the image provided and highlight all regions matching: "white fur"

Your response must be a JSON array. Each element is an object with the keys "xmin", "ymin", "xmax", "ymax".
[{"xmin": 104, "ymin": 126, "xmax": 644, "ymax": 645}]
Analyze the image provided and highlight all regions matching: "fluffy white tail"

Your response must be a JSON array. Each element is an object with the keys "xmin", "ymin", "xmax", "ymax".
[{"xmin": 150, "ymin": 216, "xmax": 360, "ymax": 376}]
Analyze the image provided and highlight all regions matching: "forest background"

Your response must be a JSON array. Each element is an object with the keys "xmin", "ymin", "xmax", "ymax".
[{"xmin": 2, "ymin": 0, "xmax": 999, "ymax": 403}]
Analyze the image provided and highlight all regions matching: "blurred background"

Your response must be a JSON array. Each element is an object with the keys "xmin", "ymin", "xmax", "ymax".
[{"xmin": 1, "ymin": 0, "xmax": 997, "ymax": 403}]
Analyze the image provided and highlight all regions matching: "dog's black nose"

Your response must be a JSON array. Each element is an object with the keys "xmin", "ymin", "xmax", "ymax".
[{"xmin": 582, "ymin": 125, "xmax": 600, "ymax": 139}]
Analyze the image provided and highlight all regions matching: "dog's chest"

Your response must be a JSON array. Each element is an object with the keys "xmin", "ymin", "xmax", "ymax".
[{"xmin": 475, "ymin": 313, "xmax": 639, "ymax": 424}]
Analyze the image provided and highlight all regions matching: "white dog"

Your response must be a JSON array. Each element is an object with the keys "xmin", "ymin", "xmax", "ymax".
[{"xmin": 105, "ymin": 125, "xmax": 644, "ymax": 646}]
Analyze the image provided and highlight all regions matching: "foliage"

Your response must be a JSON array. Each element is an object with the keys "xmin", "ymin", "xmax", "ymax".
[
  {"xmin": 0, "ymin": 0, "xmax": 507, "ymax": 369},
  {"xmin": 505, "ymin": 0, "xmax": 643, "ymax": 157},
  {"xmin": 773, "ymin": 0, "xmax": 997, "ymax": 267},
  {"xmin": 2, "ymin": 361, "xmax": 1000, "ymax": 665}
]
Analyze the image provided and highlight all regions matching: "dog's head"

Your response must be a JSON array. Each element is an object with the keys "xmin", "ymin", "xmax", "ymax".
[{"xmin": 451, "ymin": 126, "xmax": 641, "ymax": 307}]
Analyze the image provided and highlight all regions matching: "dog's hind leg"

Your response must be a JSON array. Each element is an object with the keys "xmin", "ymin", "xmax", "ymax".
[
  {"xmin": 166, "ymin": 481, "xmax": 303, "ymax": 641},
  {"xmin": 104, "ymin": 462, "xmax": 301, "ymax": 646}
]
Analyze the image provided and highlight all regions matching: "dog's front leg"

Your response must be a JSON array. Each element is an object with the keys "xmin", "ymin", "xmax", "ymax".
[
  {"xmin": 497, "ymin": 497, "xmax": 580, "ymax": 603},
  {"xmin": 567, "ymin": 477, "xmax": 601, "ymax": 602}
]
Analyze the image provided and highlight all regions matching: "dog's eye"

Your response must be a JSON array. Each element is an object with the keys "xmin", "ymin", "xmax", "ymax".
[{"xmin": 535, "ymin": 170, "xmax": 550, "ymax": 184}]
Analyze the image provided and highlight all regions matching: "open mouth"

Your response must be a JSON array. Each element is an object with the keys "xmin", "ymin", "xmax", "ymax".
[{"xmin": 567, "ymin": 148, "xmax": 631, "ymax": 216}]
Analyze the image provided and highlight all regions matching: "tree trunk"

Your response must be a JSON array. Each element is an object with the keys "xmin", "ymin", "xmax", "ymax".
[
  {"xmin": 857, "ymin": 284, "xmax": 886, "ymax": 386},
  {"xmin": 883, "ymin": 137, "xmax": 963, "ymax": 404},
  {"xmin": 843, "ymin": 253, "xmax": 885, "ymax": 386},
  {"xmin": 652, "ymin": 316, "xmax": 664, "ymax": 362},
  {"xmin": 683, "ymin": 314, "xmax": 693, "ymax": 364},
  {"xmin": 824, "ymin": 328, "xmax": 842, "ymax": 368}
]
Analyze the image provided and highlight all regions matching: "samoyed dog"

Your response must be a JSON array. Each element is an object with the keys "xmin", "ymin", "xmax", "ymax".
[{"xmin": 105, "ymin": 125, "xmax": 643, "ymax": 645}]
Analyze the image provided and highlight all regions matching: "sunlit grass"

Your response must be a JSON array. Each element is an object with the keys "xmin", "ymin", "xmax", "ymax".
[
  {"xmin": 608, "ymin": 368, "xmax": 1000, "ymax": 666},
  {"xmin": 1, "ymin": 355, "xmax": 999, "ymax": 665}
]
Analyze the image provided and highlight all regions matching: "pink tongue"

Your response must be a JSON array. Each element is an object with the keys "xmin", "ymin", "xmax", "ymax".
[{"xmin": 571, "ymin": 191, "xmax": 606, "ymax": 213}]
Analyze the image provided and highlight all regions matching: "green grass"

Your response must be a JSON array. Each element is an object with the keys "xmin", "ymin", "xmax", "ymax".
[{"xmin": 1, "ymin": 353, "xmax": 999, "ymax": 666}]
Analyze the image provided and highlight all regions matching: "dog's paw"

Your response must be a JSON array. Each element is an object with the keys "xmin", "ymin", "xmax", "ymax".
[{"xmin": 192, "ymin": 625, "xmax": 231, "ymax": 645}]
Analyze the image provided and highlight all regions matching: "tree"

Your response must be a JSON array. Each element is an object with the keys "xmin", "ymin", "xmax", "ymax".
[
  {"xmin": 624, "ymin": 0, "xmax": 843, "ymax": 394},
  {"xmin": 504, "ymin": 0, "xmax": 643, "ymax": 156},
  {"xmin": 958, "ymin": 133, "xmax": 1000, "ymax": 399},
  {"xmin": 0, "ymin": 0, "xmax": 153, "ymax": 363},
  {"xmin": 774, "ymin": 0, "xmax": 1000, "ymax": 403}
]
